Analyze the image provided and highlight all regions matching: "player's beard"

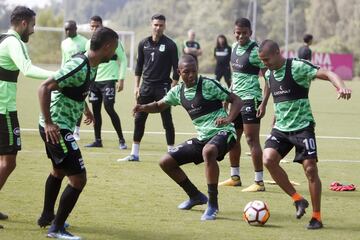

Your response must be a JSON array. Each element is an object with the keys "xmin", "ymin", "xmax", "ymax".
[{"xmin": 20, "ymin": 30, "xmax": 30, "ymax": 43}]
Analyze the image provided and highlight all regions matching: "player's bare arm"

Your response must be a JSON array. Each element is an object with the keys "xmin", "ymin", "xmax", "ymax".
[
  {"xmin": 38, "ymin": 78, "xmax": 61, "ymax": 144},
  {"xmin": 316, "ymin": 69, "xmax": 352, "ymax": 100},
  {"xmin": 215, "ymin": 93, "xmax": 242, "ymax": 126}
]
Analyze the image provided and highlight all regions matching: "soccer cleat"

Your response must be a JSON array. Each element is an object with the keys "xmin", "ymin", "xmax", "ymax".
[
  {"xmin": 0, "ymin": 224, "xmax": 3, "ymax": 229},
  {"xmin": 117, "ymin": 155, "xmax": 140, "ymax": 162},
  {"xmin": 294, "ymin": 198, "xmax": 309, "ymax": 219},
  {"xmin": 0, "ymin": 212, "xmax": 8, "ymax": 220},
  {"xmin": 307, "ymin": 218, "xmax": 323, "ymax": 230},
  {"xmin": 200, "ymin": 205, "xmax": 219, "ymax": 221},
  {"xmin": 84, "ymin": 140, "xmax": 103, "ymax": 148},
  {"xmin": 73, "ymin": 132, "xmax": 80, "ymax": 141},
  {"xmin": 178, "ymin": 192, "xmax": 208, "ymax": 210},
  {"xmin": 242, "ymin": 181, "xmax": 265, "ymax": 192},
  {"xmin": 218, "ymin": 175, "xmax": 242, "ymax": 187},
  {"xmin": 119, "ymin": 142, "xmax": 128, "ymax": 150},
  {"xmin": 37, "ymin": 213, "xmax": 70, "ymax": 229},
  {"xmin": 47, "ymin": 225, "xmax": 80, "ymax": 240}
]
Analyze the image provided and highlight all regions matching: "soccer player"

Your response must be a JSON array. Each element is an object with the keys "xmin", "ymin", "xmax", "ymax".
[
  {"xmin": 258, "ymin": 39, "xmax": 351, "ymax": 229},
  {"xmin": 183, "ymin": 29, "xmax": 202, "ymax": 65},
  {"xmin": 37, "ymin": 27, "xmax": 119, "ymax": 239},
  {"xmin": 60, "ymin": 20, "xmax": 88, "ymax": 141},
  {"xmin": 133, "ymin": 54, "xmax": 241, "ymax": 220},
  {"xmin": 120, "ymin": 14, "xmax": 179, "ymax": 161},
  {"xmin": 219, "ymin": 18, "xmax": 269, "ymax": 192},
  {"xmin": 214, "ymin": 34, "xmax": 231, "ymax": 88},
  {"xmin": 84, "ymin": 15, "xmax": 128, "ymax": 149},
  {"xmin": 298, "ymin": 34, "xmax": 313, "ymax": 61},
  {"xmin": 0, "ymin": 6, "xmax": 54, "ymax": 229}
]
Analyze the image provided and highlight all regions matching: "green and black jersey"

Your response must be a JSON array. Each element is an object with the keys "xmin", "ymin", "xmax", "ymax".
[
  {"xmin": 163, "ymin": 75, "xmax": 236, "ymax": 141},
  {"xmin": 264, "ymin": 58, "xmax": 319, "ymax": 132},
  {"xmin": 231, "ymin": 40, "xmax": 264, "ymax": 101},
  {"xmin": 39, "ymin": 52, "xmax": 97, "ymax": 131}
]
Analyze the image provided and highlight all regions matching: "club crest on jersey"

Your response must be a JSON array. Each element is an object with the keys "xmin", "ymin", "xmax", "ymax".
[
  {"xmin": 13, "ymin": 127, "xmax": 20, "ymax": 136},
  {"xmin": 159, "ymin": 44, "xmax": 165, "ymax": 52},
  {"xmin": 64, "ymin": 133, "xmax": 75, "ymax": 142}
]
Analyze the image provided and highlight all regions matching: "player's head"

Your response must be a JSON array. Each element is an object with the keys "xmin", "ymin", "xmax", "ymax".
[
  {"xmin": 216, "ymin": 34, "xmax": 228, "ymax": 48},
  {"xmin": 187, "ymin": 29, "xmax": 195, "ymax": 41},
  {"xmin": 303, "ymin": 34, "xmax": 313, "ymax": 45},
  {"xmin": 234, "ymin": 18, "xmax": 252, "ymax": 46},
  {"xmin": 151, "ymin": 14, "xmax": 166, "ymax": 38},
  {"xmin": 64, "ymin": 20, "xmax": 77, "ymax": 38},
  {"xmin": 10, "ymin": 6, "xmax": 36, "ymax": 43},
  {"xmin": 258, "ymin": 39, "xmax": 282, "ymax": 70},
  {"xmin": 90, "ymin": 27, "xmax": 118, "ymax": 64},
  {"xmin": 178, "ymin": 54, "xmax": 198, "ymax": 88},
  {"xmin": 90, "ymin": 15, "xmax": 103, "ymax": 32}
]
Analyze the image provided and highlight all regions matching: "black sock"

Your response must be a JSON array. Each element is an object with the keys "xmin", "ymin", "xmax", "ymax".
[
  {"xmin": 208, "ymin": 184, "xmax": 218, "ymax": 208},
  {"xmin": 53, "ymin": 185, "xmax": 82, "ymax": 228},
  {"xmin": 42, "ymin": 174, "xmax": 62, "ymax": 216},
  {"xmin": 178, "ymin": 178, "xmax": 200, "ymax": 198}
]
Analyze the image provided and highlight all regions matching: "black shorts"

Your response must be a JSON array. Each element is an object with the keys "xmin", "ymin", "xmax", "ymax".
[
  {"xmin": 168, "ymin": 131, "xmax": 236, "ymax": 166},
  {"xmin": 233, "ymin": 99, "xmax": 261, "ymax": 128},
  {"xmin": 215, "ymin": 66, "xmax": 231, "ymax": 82},
  {"xmin": 0, "ymin": 111, "xmax": 21, "ymax": 155},
  {"xmin": 264, "ymin": 124, "xmax": 318, "ymax": 163},
  {"xmin": 39, "ymin": 126, "xmax": 86, "ymax": 175},
  {"xmin": 89, "ymin": 80, "xmax": 116, "ymax": 105},
  {"xmin": 138, "ymin": 82, "xmax": 170, "ymax": 104}
]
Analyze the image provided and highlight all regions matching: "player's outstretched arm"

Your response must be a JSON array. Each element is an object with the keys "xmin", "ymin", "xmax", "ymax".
[
  {"xmin": 133, "ymin": 100, "xmax": 170, "ymax": 115},
  {"xmin": 38, "ymin": 78, "xmax": 61, "ymax": 144},
  {"xmin": 316, "ymin": 69, "xmax": 352, "ymax": 100}
]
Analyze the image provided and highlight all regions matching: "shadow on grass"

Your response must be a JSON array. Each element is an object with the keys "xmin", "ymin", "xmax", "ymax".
[{"xmin": 79, "ymin": 225, "xmax": 187, "ymax": 240}]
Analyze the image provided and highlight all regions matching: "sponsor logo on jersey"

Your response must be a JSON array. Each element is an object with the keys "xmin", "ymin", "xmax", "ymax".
[
  {"xmin": 218, "ymin": 131, "xmax": 227, "ymax": 136},
  {"xmin": 159, "ymin": 44, "xmax": 165, "ymax": 52},
  {"xmin": 273, "ymin": 85, "xmax": 291, "ymax": 96},
  {"xmin": 13, "ymin": 127, "xmax": 20, "ymax": 136},
  {"xmin": 245, "ymin": 106, "xmax": 252, "ymax": 112},
  {"xmin": 71, "ymin": 141, "xmax": 79, "ymax": 150},
  {"xmin": 64, "ymin": 133, "xmax": 75, "ymax": 142}
]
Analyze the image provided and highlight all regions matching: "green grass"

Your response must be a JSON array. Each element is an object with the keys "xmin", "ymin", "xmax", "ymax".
[{"xmin": 1, "ymin": 69, "xmax": 360, "ymax": 239}]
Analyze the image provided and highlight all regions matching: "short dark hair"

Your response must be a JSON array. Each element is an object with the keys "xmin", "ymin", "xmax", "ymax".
[
  {"xmin": 151, "ymin": 14, "xmax": 166, "ymax": 21},
  {"xmin": 90, "ymin": 27, "xmax": 118, "ymax": 51},
  {"xmin": 259, "ymin": 39, "xmax": 280, "ymax": 54},
  {"xmin": 235, "ymin": 18, "xmax": 251, "ymax": 29},
  {"xmin": 10, "ymin": 6, "xmax": 36, "ymax": 26},
  {"xmin": 303, "ymin": 34, "xmax": 313, "ymax": 44},
  {"xmin": 90, "ymin": 15, "xmax": 103, "ymax": 24},
  {"xmin": 178, "ymin": 54, "xmax": 197, "ymax": 67}
]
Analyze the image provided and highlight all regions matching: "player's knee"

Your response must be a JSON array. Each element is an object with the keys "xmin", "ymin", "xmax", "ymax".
[
  {"xmin": 245, "ymin": 135, "xmax": 259, "ymax": 149},
  {"xmin": 304, "ymin": 165, "xmax": 318, "ymax": 181},
  {"xmin": 104, "ymin": 102, "xmax": 115, "ymax": 113},
  {"xmin": 2, "ymin": 159, "xmax": 16, "ymax": 173},
  {"xmin": 159, "ymin": 154, "xmax": 177, "ymax": 172},
  {"xmin": 263, "ymin": 154, "xmax": 275, "ymax": 169},
  {"xmin": 202, "ymin": 145, "xmax": 217, "ymax": 163}
]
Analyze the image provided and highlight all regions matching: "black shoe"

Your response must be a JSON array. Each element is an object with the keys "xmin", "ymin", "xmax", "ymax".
[
  {"xmin": 294, "ymin": 198, "xmax": 309, "ymax": 219},
  {"xmin": 307, "ymin": 217, "xmax": 323, "ymax": 230},
  {"xmin": 85, "ymin": 140, "xmax": 103, "ymax": 148},
  {"xmin": 0, "ymin": 212, "xmax": 8, "ymax": 220},
  {"xmin": 0, "ymin": 224, "xmax": 3, "ymax": 229},
  {"xmin": 37, "ymin": 213, "xmax": 54, "ymax": 228}
]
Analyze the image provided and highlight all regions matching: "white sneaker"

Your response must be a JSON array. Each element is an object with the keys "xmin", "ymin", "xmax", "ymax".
[
  {"xmin": 47, "ymin": 230, "xmax": 81, "ymax": 240},
  {"xmin": 73, "ymin": 132, "xmax": 80, "ymax": 141}
]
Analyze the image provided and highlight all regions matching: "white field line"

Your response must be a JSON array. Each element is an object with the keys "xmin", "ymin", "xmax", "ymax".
[
  {"xmin": 21, "ymin": 128, "xmax": 360, "ymax": 140},
  {"xmin": 20, "ymin": 150, "xmax": 360, "ymax": 163}
]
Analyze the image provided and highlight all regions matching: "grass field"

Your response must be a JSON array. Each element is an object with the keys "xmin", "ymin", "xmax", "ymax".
[{"xmin": 1, "ymin": 69, "xmax": 360, "ymax": 240}]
